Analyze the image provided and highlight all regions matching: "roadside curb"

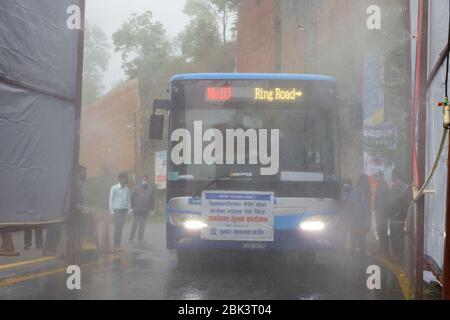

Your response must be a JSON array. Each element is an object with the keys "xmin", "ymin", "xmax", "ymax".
[
  {"xmin": 370, "ymin": 253, "xmax": 414, "ymax": 300},
  {"xmin": 0, "ymin": 256, "xmax": 58, "ymax": 272},
  {"xmin": 0, "ymin": 253, "xmax": 121, "ymax": 288}
]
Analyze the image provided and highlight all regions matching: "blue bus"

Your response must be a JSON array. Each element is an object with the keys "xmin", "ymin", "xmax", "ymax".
[{"xmin": 150, "ymin": 73, "xmax": 342, "ymax": 264}]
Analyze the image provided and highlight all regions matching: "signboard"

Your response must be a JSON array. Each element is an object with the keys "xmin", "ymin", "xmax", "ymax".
[
  {"xmin": 205, "ymin": 86, "xmax": 304, "ymax": 103},
  {"xmin": 155, "ymin": 151, "xmax": 167, "ymax": 190},
  {"xmin": 363, "ymin": 123, "xmax": 397, "ymax": 176},
  {"xmin": 201, "ymin": 191, "xmax": 274, "ymax": 242},
  {"xmin": 363, "ymin": 124, "xmax": 397, "ymax": 151},
  {"xmin": 363, "ymin": 48, "xmax": 385, "ymax": 126}
]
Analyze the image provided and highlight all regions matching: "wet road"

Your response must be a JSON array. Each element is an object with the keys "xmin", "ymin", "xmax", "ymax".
[{"xmin": 0, "ymin": 224, "xmax": 405, "ymax": 300}]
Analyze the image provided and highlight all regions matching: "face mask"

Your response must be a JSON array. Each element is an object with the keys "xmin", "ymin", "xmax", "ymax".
[{"xmin": 141, "ymin": 181, "xmax": 148, "ymax": 187}]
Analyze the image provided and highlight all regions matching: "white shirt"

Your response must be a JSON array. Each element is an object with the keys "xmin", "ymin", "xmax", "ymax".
[{"xmin": 109, "ymin": 183, "xmax": 131, "ymax": 214}]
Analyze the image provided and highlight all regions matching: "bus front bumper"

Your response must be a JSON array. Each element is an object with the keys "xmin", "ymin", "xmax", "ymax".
[{"xmin": 167, "ymin": 224, "xmax": 341, "ymax": 252}]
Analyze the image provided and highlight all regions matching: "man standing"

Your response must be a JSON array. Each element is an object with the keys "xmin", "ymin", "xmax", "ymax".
[
  {"xmin": 24, "ymin": 227, "xmax": 43, "ymax": 250},
  {"xmin": 109, "ymin": 172, "xmax": 131, "ymax": 250},
  {"xmin": 129, "ymin": 175, "xmax": 154, "ymax": 244},
  {"xmin": 350, "ymin": 174, "xmax": 372, "ymax": 255},
  {"xmin": 388, "ymin": 170, "xmax": 411, "ymax": 261},
  {"xmin": 374, "ymin": 171, "xmax": 390, "ymax": 256}
]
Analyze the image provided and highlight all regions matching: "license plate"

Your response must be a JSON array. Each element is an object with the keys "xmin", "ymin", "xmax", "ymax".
[{"xmin": 241, "ymin": 242, "xmax": 267, "ymax": 251}]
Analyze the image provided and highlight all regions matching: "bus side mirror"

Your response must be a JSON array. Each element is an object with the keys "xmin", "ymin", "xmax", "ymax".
[
  {"xmin": 149, "ymin": 99, "xmax": 170, "ymax": 140},
  {"xmin": 149, "ymin": 114, "xmax": 164, "ymax": 140}
]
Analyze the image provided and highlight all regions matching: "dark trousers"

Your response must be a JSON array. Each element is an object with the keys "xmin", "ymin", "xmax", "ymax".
[
  {"xmin": 376, "ymin": 220, "xmax": 389, "ymax": 255},
  {"xmin": 129, "ymin": 211, "xmax": 149, "ymax": 242},
  {"xmin": 390, "ymin": 221, "xmax": 405, "ymax": 258},
  {"xmin": 113, "ymin": 210, "xmax": 128, "ymax": 247},
  {"xmin": 24, "ymin": 228, "xmax": 43, "ymax": 248}
]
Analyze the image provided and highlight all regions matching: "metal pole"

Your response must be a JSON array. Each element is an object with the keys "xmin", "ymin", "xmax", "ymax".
[
  {"xmin": 135, "ymin": 112, "xmax": 139, "ymax": 174},
  {"xmin": 413, "ymin": 0, "xmax": 429, "ymax": 300},
  {"xmin": 443, "ymin": 133, "xmax": 450, "ymax": 300},
  {"xmin": 66, "ymin": 0, "xmax": 86, "ymax": 264},
  {"xmin": 404, "ymin": 0, "xmax": 413, "ymax": 183}
]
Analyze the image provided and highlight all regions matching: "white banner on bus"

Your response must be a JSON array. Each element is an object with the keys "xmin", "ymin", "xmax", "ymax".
[
  {"xmin": 155, "ymin": 151, "xmax": 167, "ymax": 190},
  {"xmin": 201, "ymin": 191, "xmax": 274, "ymax": 242}
]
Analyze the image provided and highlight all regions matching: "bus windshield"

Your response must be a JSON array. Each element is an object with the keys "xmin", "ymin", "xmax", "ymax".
[{"xmin": 169, "ymin": 80, "xmax": 339, "ymax": 183}]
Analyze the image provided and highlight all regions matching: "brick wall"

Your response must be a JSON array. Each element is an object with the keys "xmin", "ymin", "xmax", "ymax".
[
  {"xmin": 235, "ymin": 0, "xmax": 367, "ymax": 182},
  {"xmin": 236, "ymin": 0, "xmax": 278, "ymax": 72},
  {"xmin": 80, "ymin": 79, "xmax": 140, "ymax": 179}
]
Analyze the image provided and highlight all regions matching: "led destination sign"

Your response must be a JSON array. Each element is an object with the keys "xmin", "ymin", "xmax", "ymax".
[
  {"xmin": 206, "ymin": 87, "xmax": 232, "ymax": 101},
  {"xmin": 206, "ymin": 87, "xmax": 303, "ymax": 102},
  {"xmin": 254, "ymin": 88, "xmax": 303, "ymax": 102}
]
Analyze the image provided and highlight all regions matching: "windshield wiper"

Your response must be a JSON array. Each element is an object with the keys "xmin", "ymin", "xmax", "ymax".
[
  {"xmin": 193, "ymin": 176, "xmax": 231, "ymax": 197},
  {"xmin": 192, "ymin": 175, "xmax": 274, "ymax": 197}
]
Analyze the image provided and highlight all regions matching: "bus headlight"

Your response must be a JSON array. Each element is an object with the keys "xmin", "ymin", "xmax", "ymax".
[
  {"xmin": 170, "ymin": 214, "xmax": 208, "ymax": 230},
  {"xmin": 300, "ymin": 221, "xmax": 326, "ymax": 232},
  {"xmin": 299, "ymin": 215, "xmax": 334, "ymax": 232},
  {"xmin": 184, "ymin": 220, "xmax": 208, "ymax": 230}
]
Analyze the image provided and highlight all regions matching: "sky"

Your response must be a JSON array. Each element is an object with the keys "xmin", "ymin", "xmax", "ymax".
[{"xmin": 85, "ymin": 0, "xmax": 189, "ymax": 91}]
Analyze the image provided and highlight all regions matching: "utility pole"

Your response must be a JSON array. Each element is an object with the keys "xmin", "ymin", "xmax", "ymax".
[
  {"xmin": 404, "ymin": 0, "xmax": 413, "ymax": 185},
  {"xmin": 67, "ymin": 0, "xmax": 86, "ymax": 265},
  {"xmin": 413, "ymin": 0, "xmax": 429, "ymax": 300}
]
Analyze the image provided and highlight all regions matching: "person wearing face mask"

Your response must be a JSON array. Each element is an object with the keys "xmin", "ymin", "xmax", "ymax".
[
  {"xmin": 109, "ymin": 172, "xmax": 131, "ymax": 250},
  {"xmin": 129, "ymin": 175, "xmax": 154, "ymax": 244}
]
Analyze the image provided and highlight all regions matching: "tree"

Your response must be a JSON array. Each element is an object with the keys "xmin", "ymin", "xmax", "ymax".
[
  {"xmin": 184, "ymin": 0, "xmax": 240, "ymax": 44},
  {"xmin": 177, "ymin": 13, "xmax": 221, "ymax": 62},
  {"xmin": 177, "ymin": 0, "xmax": 237, "ymax": 71},
  {"xmin": 82, "ymin": 23, "xmax": 110, "ymax": 106},
  {"xmin": 113, "ymin": 11, "xmax": 172, "ymax": 103}
]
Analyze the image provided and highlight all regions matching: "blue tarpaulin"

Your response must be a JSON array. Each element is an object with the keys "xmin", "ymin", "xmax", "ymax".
[{"xmin": 0, "ymin": 0, "xmax": 81, "ymax": 224}]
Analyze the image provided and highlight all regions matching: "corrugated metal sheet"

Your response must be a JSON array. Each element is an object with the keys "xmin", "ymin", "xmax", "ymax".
[{"xmin": 424, "ymin": 0, "xmax": 449, "ymax": 269}]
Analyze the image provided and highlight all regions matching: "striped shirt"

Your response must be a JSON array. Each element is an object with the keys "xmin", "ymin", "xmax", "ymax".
[{"xmin": 109, "ymin": 183, "xmax": 131, "ymax": 214}]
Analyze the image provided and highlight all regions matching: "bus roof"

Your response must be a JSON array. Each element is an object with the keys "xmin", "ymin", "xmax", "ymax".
[{"xmin": 170, "ymin": 73, "xmax": 336, "ymax": 82}]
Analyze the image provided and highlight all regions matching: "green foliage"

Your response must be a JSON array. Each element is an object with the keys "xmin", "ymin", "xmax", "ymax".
[
  {"xmin": 184, "ymin": 0, "xmax": 240, "ymax": 44},
  {"xmin": 178, "ymin": 0, "xmax": 238, "ymax": 69},
  {"xmin": 112, "ymin": 6, "xmax": 238, "ymax": 176},
  {"xmin": 112, "ymin": 11, "xmax": 172, "ymax": 97},
  {"xmin": 178, "ymin": 13, "xmax": 221, "ymax": 62},
  {"xmin": 82, "ymin": 22, "xmax": 110, "ymax": 106}
]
